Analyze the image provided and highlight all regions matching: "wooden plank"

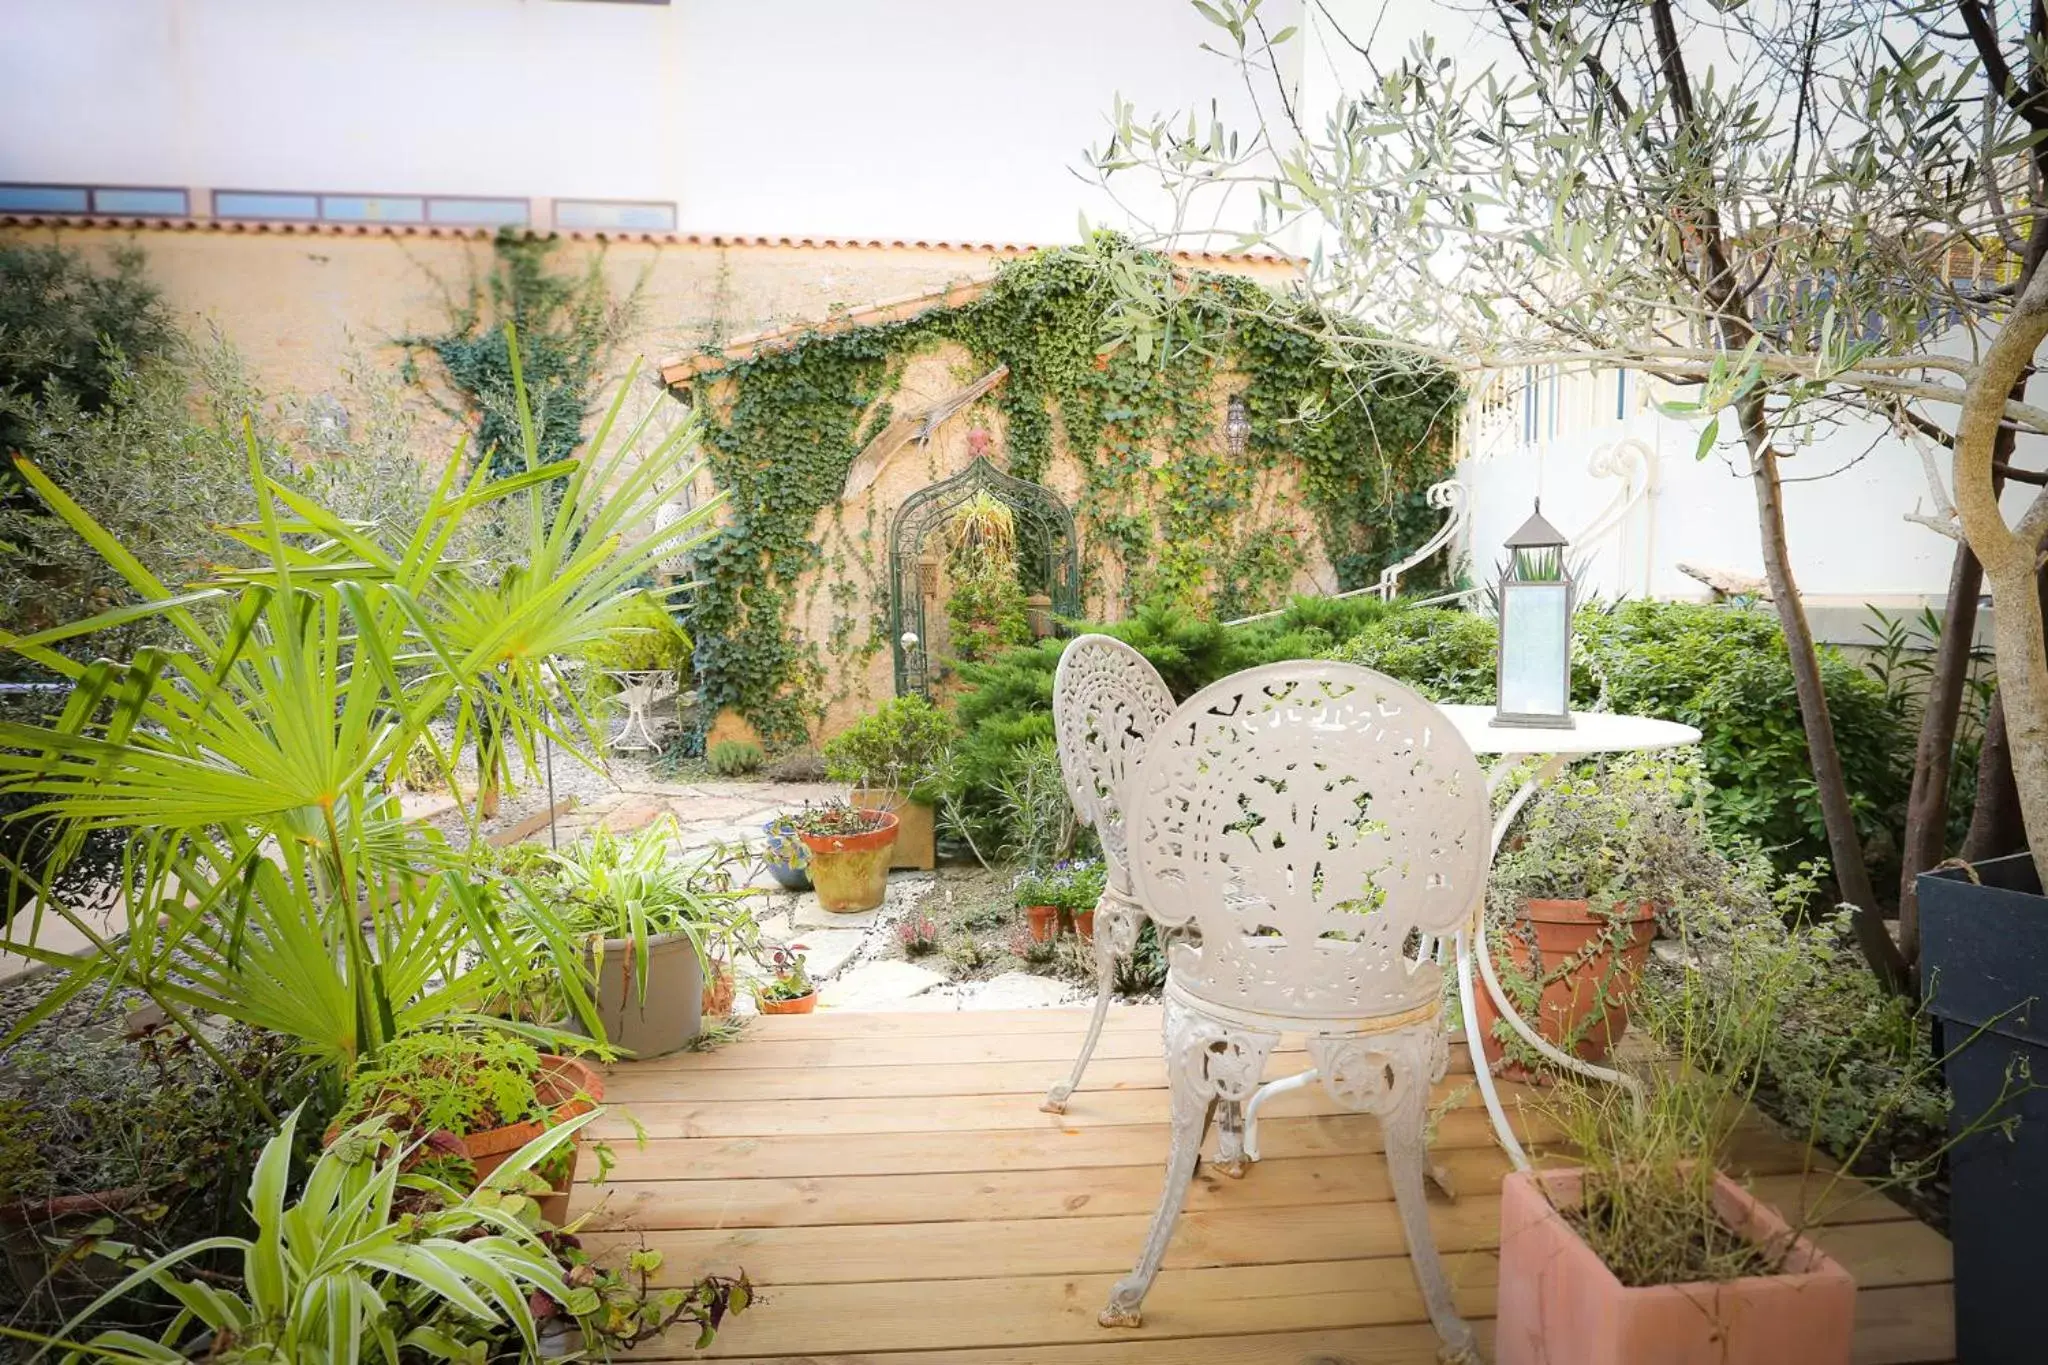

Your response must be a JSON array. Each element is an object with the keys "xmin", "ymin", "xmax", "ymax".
[
  {"xmin": 1851, "ymin": 1283, "xmax": 1955, "ymax": 1364},
  {"xmin": 586, "ymin": 1108, "xmax": 1559, "ymax": 1183},
  {"xmin": 591, "ymin": 1075, "xmax": 1515, "ymax": 1141},
  {"xmin": 593, "ymin": 1196, "xmax": 1954, "ymax": 1292},
  {"xmin": 620, "ymin": 1031, "xmax": 1473, "ymax": 1075},
  {"xmin": 736, "ymin": 1005, "xmax": 1162, "ymax": 1040},
  {"xmin": 665, "ymin": 1254, "xmax": 1504, "ymax": 1357},
  {"xmin": 584, "ymin": 1149, "xmax": 1517, "ymax": 1231},
  {"xmin": 1746, "ymin": 1171, "xmax": 1915, "ymax": 1228}
]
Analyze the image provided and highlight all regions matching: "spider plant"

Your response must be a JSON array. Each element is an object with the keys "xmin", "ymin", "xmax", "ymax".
[
  {"xmin": 34, "ymin": 1106, "xmax": 589, "ymax": 1365},
  {"xmin": 0, "ymin": 330, "xmax": 720, "ymax": 1083}
]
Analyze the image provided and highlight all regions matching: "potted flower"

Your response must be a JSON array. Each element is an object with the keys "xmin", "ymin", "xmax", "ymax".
[
  {"xmin": 1057, "ymin": 859, "xmax": 1107, "ymax": 939},
  {"xmin": 329, "ymin": 1027, "xmax": 604, "ymax": 1227},
  {"xmin": 524, "ymin": 820, "xmax": 758, "ymax": 1057},
  {"xmin": 760, "ymin": 813, "xmax": 813, "ymax": 891},
  {"xmin": 1478, "ymin": 758, "xmax": 1711, "ymax": 1076},
  {"xmin": 1496, "ymin": 883, "xmax": 1859, "ymax": 1365},
  {"xmin": 791, "ymin": 802, "xmax": 900, "ymax": 912},
  {"xmin": 1013, "ymin": 867, "xmax": 1064, "ymax": 941},
  {"xmin": 753, "ymin": 945, "xmax": 817, "ymax": 1014},
  {"xmin": 822, "ymin": 695, "xmax": 956, "ymax": 871}
]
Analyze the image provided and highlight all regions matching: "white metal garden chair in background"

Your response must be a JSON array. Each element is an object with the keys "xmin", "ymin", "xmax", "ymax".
[
  {"xmin": 1040, "ymin": 634, "xmax": 1178, "ymax": 1115},
  {"xmin": 1099, "ymin": 661, "xmax": 1489, "ymax": 1364}
]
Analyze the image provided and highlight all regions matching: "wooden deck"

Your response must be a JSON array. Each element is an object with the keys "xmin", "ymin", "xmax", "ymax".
[{"xmin": 572, "ymin": 1004, "xmax": 1955, "ymax": 1363}]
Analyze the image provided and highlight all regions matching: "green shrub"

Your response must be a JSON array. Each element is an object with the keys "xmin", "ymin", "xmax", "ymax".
[
  {"xmin": 1327, "ymin": 605, "xmax": 1502, "ymax": 702},
  {"xmin": 707, "ymin": 739, "xmax": 764, "ymax": 776},
  {"xmin": 823, "ymin": 694, "xmax": 957, "ymax": 800},
  {"xmin": 1578, "ymin": 600, "xmax": 1907, "ymax": 874}
]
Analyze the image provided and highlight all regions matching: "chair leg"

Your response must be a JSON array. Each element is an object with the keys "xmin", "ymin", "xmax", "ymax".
[
  {"xmin": 1043, "ymin": 898, "xmax": 1139, "ymax": 1114},
  {"xmin": 1099, "ymin": 1062, "xmax": 1211, "ymax": 1327},
  {"xmin": 1102, "ymin": 1000, "xmax": 1275, "ymax": 1329},
  {"xmin": 1312, "ymin": 1028, "xmax": 1478, "ymax": 1365}
]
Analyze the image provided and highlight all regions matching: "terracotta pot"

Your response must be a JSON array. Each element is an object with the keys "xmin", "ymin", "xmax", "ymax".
[
  {"xmin": 701, "ymin": 964, "xmax": 736, "ymax": 1017},
  {"xmin": 1496, "ymin": 1166, "xmax": 1854, "ymax": 1365},
  {"xmin": 1073, "ymin": 910, "xmax": 1095, "ymax": 940},
  {"xmin": 328, "ymin": 1055, "xmax": 604, "ymax": 1227},
  {"xmin": 0, "ymin": 1188, "xmax": 144, "ymax": 1319},
  {"xmin": 1475, "ymin": 899, "xmax": 1657, "ymax": 1078},
  {"xmin": 758, "ymin": 991, "xmax": 817, "ymax": 1015},
  {"xmin": 585, "ymin": 929, "xmax": 703, "ymax": 1059},
  {"xmin": 852, "ymin": 790, "xmax": 935, "ymax": 870},
  {"xmin": 1024, "ymin": 904, "xmax": 1059, "ymax": 942},
  {"xmin": 799, "ymin": 811, "xmax": 900, "ymax": 912}
]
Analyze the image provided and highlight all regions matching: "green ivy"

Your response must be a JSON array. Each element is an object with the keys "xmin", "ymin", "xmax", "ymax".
[
  {"xmin": 402, "ymin": 234, "xmax": 636, "ymax": 479},
  {"xmin": 680, "ymin": 235, "xmax": 1459, "ymax": 741}
]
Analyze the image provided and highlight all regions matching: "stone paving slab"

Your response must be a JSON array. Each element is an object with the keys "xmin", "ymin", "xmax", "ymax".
[
  {"xmin": 968, "ymin": 971, "xmax": 1078, "ymax": 1010},
  {"xmin": 820, "ymin": 960, "xmax": 947, "ymax": 1010},
  {"xmin": 784, "ymin": 927, "xmax": 866, "ymax": 982}
]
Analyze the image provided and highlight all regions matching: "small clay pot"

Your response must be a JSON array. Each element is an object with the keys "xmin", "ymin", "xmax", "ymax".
[
  {"xmin": 1475, "ymin": 899, "xmax": 1657, "ymax": 1078},
  {"xmin": 758, "ymin": 991, "xmax": 817, "ymax": 1015},
  {"xmin": 701, "ymin": 965, "xmax": 736, "ymax": 1017},
  {"xmin": 1024, "ymin": 904, "xmax": 1059, "ymax": 942},
  {"xmin": 1073, "ymin": 910, "xmax": 1095, "ymax": 940}
]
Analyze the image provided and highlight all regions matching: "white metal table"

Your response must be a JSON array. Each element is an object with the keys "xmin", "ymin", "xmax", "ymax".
[
  {"xmin": 603, "ymin": 669, "xmax": 679, "ymax": 752},
  {"xmin": 1241, "ymin": 705, "xmax": 1701, "ymax": 1171}
]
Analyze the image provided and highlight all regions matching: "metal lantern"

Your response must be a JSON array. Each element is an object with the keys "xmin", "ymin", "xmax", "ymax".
[
  {"xmin": 1224, "ymin": 392, "xmax": 1251, "ymax": 456},
  {"xmin": 1493, "ymin": 501, "xmax": 1575, "ymax": 729}
]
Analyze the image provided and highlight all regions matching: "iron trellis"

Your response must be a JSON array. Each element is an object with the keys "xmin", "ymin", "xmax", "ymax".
[{"xmin": 888, "ymin": 455, "xmax": 1080, "ymax": 698}]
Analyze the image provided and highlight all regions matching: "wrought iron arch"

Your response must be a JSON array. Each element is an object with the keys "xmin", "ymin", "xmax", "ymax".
[{"xmin": 889, "ymin": 455, "xmax": 1080, "ymax": 697}]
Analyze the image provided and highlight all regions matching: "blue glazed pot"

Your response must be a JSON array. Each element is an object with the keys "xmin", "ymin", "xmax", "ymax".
[{"xmin": 762, "ymin": 819, "xmax": 812, "ymax": 892}]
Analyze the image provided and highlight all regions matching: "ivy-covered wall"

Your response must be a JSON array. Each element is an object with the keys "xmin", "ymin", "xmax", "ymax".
[{"xmin": 677, "ymin": 239, "xmax": 1462, "ymax": 745}]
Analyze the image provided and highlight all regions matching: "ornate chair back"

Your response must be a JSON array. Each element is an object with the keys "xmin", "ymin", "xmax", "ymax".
[
  {"xmin": 1129, "ymin": 661, "xmax": 1488, "ymax": 1020},
  {"xmin": 1052, "ymin": 634, "xmax": 1175, "ymax": 896}
]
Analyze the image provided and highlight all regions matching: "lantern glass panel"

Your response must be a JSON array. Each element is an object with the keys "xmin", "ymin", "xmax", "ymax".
[{"xmin": 1498, "ymin": 580, "xmax": 1571, "ymax": 720}]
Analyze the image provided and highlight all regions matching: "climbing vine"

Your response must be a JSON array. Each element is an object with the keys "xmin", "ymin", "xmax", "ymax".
[
  {"xmin": 681, "ymin": 234, "xmax": 1460, "ymax": 743},
  {"xmin": 402, "ymin": 233, "xmax": 639, "ymax": 478}
]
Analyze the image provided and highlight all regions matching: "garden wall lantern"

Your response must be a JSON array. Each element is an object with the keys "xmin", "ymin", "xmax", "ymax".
[
  {"xmin": 1224, "ymin": 392, "xmax": 1251, "ymax": 456},
  {"xmin": 1493, "ymin": 501, "xmax": 1575, "ymax": 729}
]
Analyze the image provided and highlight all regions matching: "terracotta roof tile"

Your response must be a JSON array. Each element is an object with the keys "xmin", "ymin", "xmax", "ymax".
[{"xmin": 0, "ymin": 213, "xmax": 1293, "ymax": 265}]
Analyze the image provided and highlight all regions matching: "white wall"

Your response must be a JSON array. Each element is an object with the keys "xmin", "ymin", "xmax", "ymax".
[{"xmin": 0, "ymin": 0, "xmax": 1291, "ymax": 243}]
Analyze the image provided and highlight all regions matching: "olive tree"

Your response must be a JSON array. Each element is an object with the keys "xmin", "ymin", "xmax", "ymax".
[{"xmin": 1091, "ymin": 0, "xmax": 2048, "ymax": 990}]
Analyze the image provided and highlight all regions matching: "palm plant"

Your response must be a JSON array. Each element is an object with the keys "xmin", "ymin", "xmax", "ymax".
[{"xmin": 0, "ymin": 331, "xmax": 720, "ymax": 1082}]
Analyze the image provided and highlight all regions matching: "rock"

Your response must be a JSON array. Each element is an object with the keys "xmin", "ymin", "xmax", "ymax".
[
  {"xmin": 790, "ymin": 871, "xmax": 935, "ymax": 930},
  {"xmin": 1676, "ymin": 562, "xmax": 1770, "ymax": 600},
  {"xmin": 965, "ymin": 971, "xmax": 1074, "ymax": 1010},
  {"xmin": 786, "ymin": 928, "xmax": 866, "ymax": 982},
  {"xmin": 820, "ymin": 960, "xmax": 947, "ymax": 1010}
]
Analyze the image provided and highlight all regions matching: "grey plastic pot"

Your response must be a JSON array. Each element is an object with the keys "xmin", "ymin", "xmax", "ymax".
[{"xmin": 586, "ymin": 929, "xmax": 705, "ymax": 1059}]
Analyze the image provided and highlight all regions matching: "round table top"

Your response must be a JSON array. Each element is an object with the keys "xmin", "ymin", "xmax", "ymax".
[{"xmin": 1435, "ymin": 704, "xmax": 1701, "ymax": 757}]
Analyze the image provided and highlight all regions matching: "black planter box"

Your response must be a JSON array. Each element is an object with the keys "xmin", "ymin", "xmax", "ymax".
[{"xmin": 1919, "ymin": 851, "xmax": 2046, "ymax": 1365}]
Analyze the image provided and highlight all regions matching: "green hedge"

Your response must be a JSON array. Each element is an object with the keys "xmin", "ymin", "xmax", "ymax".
[{"xmin": 944, "ymin": 598, "xmax": 1908, "ymax": 880}]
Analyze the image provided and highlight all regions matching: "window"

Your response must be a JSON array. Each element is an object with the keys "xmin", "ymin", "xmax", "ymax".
[
  {"xmin": 93, "ymin": 187, "xmax": 189, "ymax": 215},
  {"xmin": 426, "ymin": 196, "xmax": 528, "ymax": 226},
  {"xmin": 555, "ymin": 198, "xmax": 676, "ymax": 231},
  {"xmin": 214, "ymin": 190, "xmax": 320, "ymax": 220},
  {"xmin": 320, "ymin": 194, "xmax": 424, "ymax": 223},
  {"xmin": 0, "ymin": 184, "xmax": 90, "ymax": 213}
]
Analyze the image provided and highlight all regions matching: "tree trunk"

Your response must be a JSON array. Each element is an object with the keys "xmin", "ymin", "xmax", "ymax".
[
  {"xmin": 1980, "ymin": 556, "xmax": 2048, "ymax": 869},
  {"xmin": 1963, "ymin": 690, "xmax": 2025, "ymax": 861},
  {"xmin": 1739, "ymin": 396, "xmax": 1911, "ymax": 993},
  {"xmin": 1897, "ymin": 541, "xmax": 1984, "ymax": 971}
]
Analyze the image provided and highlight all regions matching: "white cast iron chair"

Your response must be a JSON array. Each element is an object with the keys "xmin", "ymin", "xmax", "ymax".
[
  {"xmin": 1041, "ymin": 634, "xmax": 1180, "ymax": 1115},
  {"xmin": 1101, "ymin": 661, "xmax": 1488, "ymax": 1364}
]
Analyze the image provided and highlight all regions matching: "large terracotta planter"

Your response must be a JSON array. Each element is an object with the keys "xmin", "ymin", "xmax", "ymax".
[
  {"xmin": 454, "ymin": 1055, "xmax": 604, "ymax": 1228},
  {"xmin": 758, "ymin": 991, "xmax": 817, "ymax": 1015},
  {"xmin": 1024, "ymin": 904, "xmax": 1060, "ymax": 942},
  {"xmin": 1475, "ymin": 898, "xmax": 1656, "ymax": 1076},
  {"xmin": 1496, "ymin": 1166, "xmax": 1854, "ymax": 1365},
  {"xmin": 852, "ymin": 789, "xmax": 935, "ymax": 870},
  {"xmin": 585, "ymin": 929, "xmax": 703, "ymax": 1059},
  {"xmin": 800, "ymin": 811, "xmax": 899, "ymax": 912}
]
